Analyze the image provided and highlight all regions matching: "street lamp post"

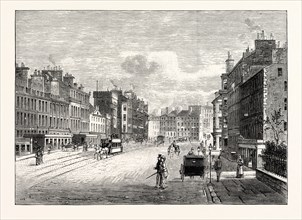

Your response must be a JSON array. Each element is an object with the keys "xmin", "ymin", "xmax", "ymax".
[{"xmin": 209, "ymin": 144, "xmax": 213, "ymax": 183}]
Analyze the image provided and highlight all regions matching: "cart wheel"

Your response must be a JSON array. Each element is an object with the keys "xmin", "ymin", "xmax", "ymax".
[{"xmin": 180, "ymin": 164, "xmax": 184, "ymax": 182}]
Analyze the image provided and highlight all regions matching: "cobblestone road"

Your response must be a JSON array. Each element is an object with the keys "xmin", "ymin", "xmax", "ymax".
[{"xmin": 16, "ymin": 142, "xmax": 209, "ymax": 205}]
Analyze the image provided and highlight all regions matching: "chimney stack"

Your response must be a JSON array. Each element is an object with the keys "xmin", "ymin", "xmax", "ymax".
[{"xmin": 225, "ymin": 51, "xmax": 234, "ymax": 73}]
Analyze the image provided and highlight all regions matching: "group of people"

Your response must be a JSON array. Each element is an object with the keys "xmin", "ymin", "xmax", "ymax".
[
  {"xmin": 213, "ymin": 154, "xmax": 245, "ymax": 182},
  {"xmin": 187, "ymin": 146, "xmax": 204, "ymax": 156},
  {"xmin": 154, "ymin": 154, "xmax": 168, "ymax": 189}
]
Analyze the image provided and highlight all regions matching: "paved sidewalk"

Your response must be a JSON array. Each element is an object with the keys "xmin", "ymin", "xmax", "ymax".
[{"xmin": 207, "ymin": 178, "xmax": 287, "ymax": 205}]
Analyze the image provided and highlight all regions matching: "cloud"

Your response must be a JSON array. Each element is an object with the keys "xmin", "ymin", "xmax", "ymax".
[
  {"xmin": 244, "ymin": 18, "xmax": 261, "ymax": 32},
  {"xmin": 121, "ymin": 54, "xmax": 160, "ymax": 76},
  {"xmin": 60, "ymin": 57, "xmax": 75, "ymax": 67}
]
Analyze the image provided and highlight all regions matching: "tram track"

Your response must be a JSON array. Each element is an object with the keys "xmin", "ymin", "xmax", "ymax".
[
  {"xmin": 34, "ymin": 155, "xmax": 83, "ymax": 171},
  {"xmin": 30, "ymin": 159, "xmax": 98, "ymax": 189},
  {"xmin": 35, "ymin": 157, "xmax": 91, "ymax": 178}
]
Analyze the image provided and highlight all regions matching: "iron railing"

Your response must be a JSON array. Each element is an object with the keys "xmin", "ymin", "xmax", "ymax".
[{"xmin": 262, "ymin": 155, "xmax": 287, "ymax": 178}]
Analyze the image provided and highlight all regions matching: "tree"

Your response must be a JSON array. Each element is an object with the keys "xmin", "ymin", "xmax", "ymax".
[{"xmin": 264, "ymin": 108, "xmax": 285, "ymax": 145}]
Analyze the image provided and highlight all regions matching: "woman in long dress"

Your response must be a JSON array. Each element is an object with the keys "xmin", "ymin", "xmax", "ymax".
[{"xmin": 236, "ymin": 155, "xmax": 244, "ymax": 178}]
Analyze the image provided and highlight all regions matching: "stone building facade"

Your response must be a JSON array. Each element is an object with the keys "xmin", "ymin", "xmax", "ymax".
[
  {"xmin": 15, "ymin": 63, "xmax": 91, "ymax": 155},
  {"xmin": 227, "ymin": 31, "xmax": 284, "ymax": 156},
  {"xmin": 212, "ymin": 73, "xmax": 228, "ymax": 150},
  {"xmin": 123, "ymin": 90, "xmax": 149, "ymax": 140},
  {"xmin": 89, "ymin": 105, "xmax": 106, "ymax": 144},
  {"xmin": 147, "ymin": 115, "xmax": 160, "ymax": 141},
  {"xmin": 160, "ymin": 110, "xmax": 177, "ymax": 140},
  {"xmin": 176, "ymin": 109, "xmax": 200, "ymax": 141},
  {"xmin": 93, "ymin": 90, "xmax": 119, "ymax": 137},
  {"xmin": 199, "ymin": 104, "xmax": 213, "ymax": 146}
]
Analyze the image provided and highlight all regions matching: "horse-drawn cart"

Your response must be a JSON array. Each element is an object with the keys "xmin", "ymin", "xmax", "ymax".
[{"xmin": 179, "ymin": 155, "xmax": 207, "ymax": 181}]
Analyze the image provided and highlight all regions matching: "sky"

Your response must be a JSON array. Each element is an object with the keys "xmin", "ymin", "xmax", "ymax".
[{"xmin": 16, "ymin": 11, "xmax": 287, "ymax": 114}]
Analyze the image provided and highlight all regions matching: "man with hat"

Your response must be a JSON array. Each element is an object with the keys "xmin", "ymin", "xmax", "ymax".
[
  {"xmin": 154, "ymin": 154, "xmax": 162, "ymax": 188},
  {"xmin": 187, "ymin": 147, "xmax": 195, "ymax": 155}
]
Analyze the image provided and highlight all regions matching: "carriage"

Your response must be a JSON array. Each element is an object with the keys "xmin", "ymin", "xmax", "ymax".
[
  {"xmin": 155, "ymin": 135, "xmax": 165, "ymax": 146},
  {"xmin": 179, "ymin": 155, "xmax": 207, "ymax": 181}
]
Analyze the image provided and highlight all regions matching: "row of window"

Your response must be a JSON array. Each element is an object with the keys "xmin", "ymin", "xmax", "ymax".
[
  {"xmin": 70, "ymin": 119, "xmax": 89, "ymax": 132},
  {"xmin": 50, "ymin": 102, "xmax": 69, "ymax": 117},
  {"xmin": 70, "ymin": 89, "xmax": 89, "ymax": 104},
  {"xmin": 16, "ymin": 111, "xmax": 71, "ymax": 129},
  {"xmin": 91, "ymin": 116, "xmax": 105, "ymax": 123},
  {"xmin": 16, "ymin": 95, "xmax": 70, "ymax": 118},
  {"xmin": 177, "ymin": 127, "xmax": 199, "ymax": 132},
  {"xmin": 90, "ymin": 123, "xmax": 105, "ymax": 133},
  {"xmin": 16, "ymin": 129, "xmax": 48, "ymax": 137},
  {"xmin": 70, "ymin": 105, "xmax": 89, "ymax": 119},
  {"xmin": 178, "ymin": 133, "xmax": 199, "ymax": 137},
  {"xmin": 16, "ymin": 96, "xmax": 48, "ymax": 113},
  {"xmin": 177, "ymin": 122, "xmax": 199, "ymax": 126}
]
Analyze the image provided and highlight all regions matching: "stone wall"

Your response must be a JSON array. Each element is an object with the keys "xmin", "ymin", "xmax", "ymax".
[
  {"xmin": 263, "ymin": 63, "xmax": 288, "ymax": 144},
  {"xmin": 256, "ymin": 168, "xmax": 287, "ymax": 197}
]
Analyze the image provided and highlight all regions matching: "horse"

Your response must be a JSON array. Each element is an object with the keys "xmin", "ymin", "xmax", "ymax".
[
  {"xmin": 174, "ymin": 144, "xmax": 181, "ymax": 156},
  {"xmin": 96, "ymin": 147, "xmax": 109, "ymax": 160},
  {"xmin": 167, "ymin": 145, "xmax": 174, "ymax": 158},
  {"xmin": 168, "ymin": 143, "xmax": 180, "ymax": 158}
]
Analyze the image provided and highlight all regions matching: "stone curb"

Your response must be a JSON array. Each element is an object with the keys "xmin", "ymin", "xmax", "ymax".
[
  {"xmin": 206, "ymin": 183, "xmax": 222, "ymax": 204},
  {"xmin": 204, "ymin": 183, "xmax": 214, "ymax": 204}
]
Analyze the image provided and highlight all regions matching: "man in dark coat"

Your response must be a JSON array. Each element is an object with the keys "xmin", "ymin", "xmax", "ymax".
[
  {"xmin": 214, "ymin": 155, "xmax": 223, "ymax": 182},
  {"xmin": 154, "ymin": 154, "xmax": 162, "ymax": 188}
]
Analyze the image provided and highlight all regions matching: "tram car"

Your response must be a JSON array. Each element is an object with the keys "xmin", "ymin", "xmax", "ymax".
[{"xmin": 109, "ymin": 138, "xmax": 123, "ymax": 154}]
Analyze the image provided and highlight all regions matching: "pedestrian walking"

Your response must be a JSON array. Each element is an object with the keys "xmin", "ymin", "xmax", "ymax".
[
  {"xmin": 214, "ymin": 155, "xmax": 223, "ymax": 182},
  {"xmin": 47, "ymin": 145, "xmax": 51, "ymax": 154},
  {"xmin": 154, "ymin": 154, "xmax": 162, "ymax": 188},
  {"xmin": 35, "ymin": 146, "xmax": 43, "ymax": 165},
  {"xmin": 197, "ymin": 147, "xmax": 203, "ymax": 156},
  {"xmin": 236, "ymin": 155, "xmax": 244, "ymax": 178},
  {"xmin": 200, "ymin": 140, "xmax": 204, "ymax": 148},
  {"xmin": 159, "ymin": 155, "xmax": 168, "ymax": 189},
  {"xmin": 35, "ymin": 149, "xmax": 41, "ymax": 165},
  {"xmin": 187, "ymin": 147, "xmax": 195, "ymax": 155}
]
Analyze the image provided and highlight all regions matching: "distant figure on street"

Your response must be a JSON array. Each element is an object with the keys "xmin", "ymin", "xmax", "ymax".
[
  {"xmin": 187, "ymin": 147, "xmax": 195, "ymax": 155},
  {"xmin": 47, "ymin": 144, "xmax": 51, "ymax": 154},
  {"xmin": 197, "ymin": 147, "xmax": 203, "ymax": 156},
  {"xmin": 214, "ymin": 155, "xmax": 223, "ymax": 182},
  {"xmin": 35, "ymin": 146, "xmax": 43, "ymax": 165},
  {"xmin": 200, "ymin": 140, "xmax": 204, "ymax": 148},
  {"xmin": 236, "ymin": 155, "xmax": 244, "ymax": 178}
]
